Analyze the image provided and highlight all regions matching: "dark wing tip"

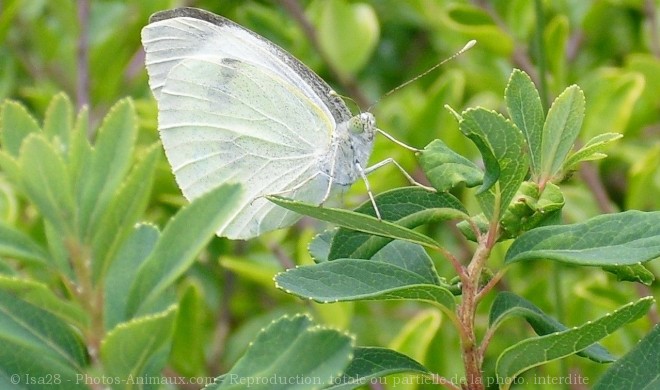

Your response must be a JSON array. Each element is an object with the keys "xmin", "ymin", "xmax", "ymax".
[{"xmin": 148, "ymin": 7, "xmax": 231, "ymax": 26}]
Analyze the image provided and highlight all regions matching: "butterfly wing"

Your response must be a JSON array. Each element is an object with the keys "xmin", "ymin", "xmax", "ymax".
[
  {"xmin": 158, "ymin": 57, "xmax": 333, "ymax": 239},
  {"xmin": 142, "ymin": 7, "xmax": 351, "ymax": 124},
  {"xmin": 141, "ymin": 8, "xmax": 364, "ymax": 238}
]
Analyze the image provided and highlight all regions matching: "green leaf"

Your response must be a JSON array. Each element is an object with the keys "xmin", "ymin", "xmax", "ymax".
[
  {"xmin": 267, "ymin": 196, "xmax": 440, "ymax": 250},
  {"xmin": 505, "ymin": 69, "xmax": 544, "ymax": 176},
  {"xmin": 0, "ymin": 150, "xmax": 20, "ymax": 186},
  {"xmin": 101, "ymin": 305, "xmax": 178, "ymax": 386},
  {"xmin": 563, "ymin": 132, "xmax": 623, "ymax": 171},
  {"xmin": 418, "ymin": 139, "xmax": 483, "ymax": 191},
  {"xmin": 0, "ymin": 221, "xmax": 49, "ymax": 263},
  {"xmin": 0, "ymin": 341, "xmax": 87, "ymax": 390},
  {"xmin": 276, "ymin": 241, "xmax": 455, "ymax": 312},
  {"xmin": 488, "ymin": 292, "xmax": 614, "ymax": 363},
  {"xmin": 499, "ymin": 181, "xmax": 564, "ymax": 239},
  {"xmin": 18, "ymin": 134, "xmax": 75, "ymax": 233},
  {"xmin": 67, "ymin": 106, "xmax": 92, "ymax": 195},
  {"xmin": 0, "ymin": 100, "xmax": 41, "ymax": 157},
  {"xmin": 326, "ymin": 347, "xmax": 430, "ymax": 390},
  {"xmin": 223, "ymin": 309, "xmax": 299, "ymax": 368},
  {"xmin": 71, "ymin": 105, "xmax": 89, "ymax": 142},
  {"xmin": 91, "ymin": 144, "xmax": 159, "ymax": 281},
  {"xmin": 0, "ymin": 168, "xmax": 18, "ymax": 223},
  {"xmin": 495, "ymin": 297, "xmax": 654, "ymax": 389},
  {"xmin": 43, "ymin": 221, "xmax": 75, "ymax": 280},
  {"xmin": 0, "ymin": 276, "xmax": 87, "ymax": 329},
  {"xmin": 208, "ymin": 314, "xmax": 354, "ymax": 389},
  {"xmin": 104, "ymin": 224, "xmax": 160, "ymax": 331},
  {"xmin": 126, "ymin": 183, "xmax": 243, "ymax": 317},
  {"xmin": 505, "ymin": 210, "xmax": 660, "ymax": 266},
  {"xmin": 540, "ymin": 85, "xmax": 585, "ymax": 180},
  {"xmin": 456, "ymin": 213, "xmax": 489, "ymax": 242},
  {"xmin": 370, "ymin": 241, "xmax": 443, "ymax": 284},
  {"xmin": 78, "ymin": 98, "xmax": 137, "ymax": 239},
  {"xmin": 314, "ymin": 0, "xmax": 379, "ymax": 75},
  {"xmin": 42, "ymin": 93, "xmax": 73, "ymax": 149},
  {"xmin": 601, "ymin": 263, "xmax": 654, "ymax": 285},
  {"xmin": 276, "ymin": 260, "xmax": 448, "ymax": 303},
  {"xmin": 458, "ymin": 109, "xmax": 500, "ymax": 195},
  {"xmin": 459, "ymin": 108, "xmax": 527, "ymax": 221},
  {"xmin": 329, "ymin": 187, "xmax": 467, "ymax": 260},
  {"xmin": 170, "ymin": 284, "xmax": 207, "ymax": 377},
  {"xmin": 309, "ymin": 230, "xmax": 335, "ymax": 263},
  {"xmin": 0, "ymin": 290, "xmax": 88, "ymax": 370},
  {"xmin": 593, "ymin": 323, "xmax": 660, "ymax": 390}
]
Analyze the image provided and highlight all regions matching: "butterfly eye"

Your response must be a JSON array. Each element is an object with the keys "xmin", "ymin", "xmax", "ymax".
[
  {"xmin": 348, "ymin": 113, "xmax": 375, "ymax": 134},
  {"xmin": 347, "ymin": 116, "xmax": 364, "ymax": 134}
]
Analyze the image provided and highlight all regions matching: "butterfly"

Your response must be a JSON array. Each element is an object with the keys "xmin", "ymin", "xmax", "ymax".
[{"xmin": 142, "ymin": 7, "xmax": 428, "ymax": 239}]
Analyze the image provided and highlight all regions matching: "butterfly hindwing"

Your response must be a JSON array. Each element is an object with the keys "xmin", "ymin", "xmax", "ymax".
[{"xmin": 159, "ymin": 57, "xmax": 333, "ymax": 238}]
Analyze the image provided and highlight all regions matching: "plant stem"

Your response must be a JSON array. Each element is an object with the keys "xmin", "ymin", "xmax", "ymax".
[
  {"xmin": 433, "ymin": 373, "xmax": 463, "ymax": 390},
  {"xmin": 437, "ymin": 246, "xmax": 469, "ymax": 285},
  {"xmin": 66, "ymin": 238, "xmax": 104, "ymax": 363},
  {"xmin": 478, "ymin": 321, "xmax": 498, "ymax": 361},
  {"xmin": 456, "ymin": 216, "xmax": 499, "ymax": 389},
  {"xmin": 475, "ymin": 267, "xmax": 507, "ymax": 302},
  {"xmin": 457, "ymin": 238, "xmax": 491, "ymax": 389}
]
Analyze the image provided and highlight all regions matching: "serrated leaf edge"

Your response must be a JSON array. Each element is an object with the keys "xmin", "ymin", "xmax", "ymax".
[{"xmin": 496, "ymin": 296, "xmax": 655, "ymax": 385}]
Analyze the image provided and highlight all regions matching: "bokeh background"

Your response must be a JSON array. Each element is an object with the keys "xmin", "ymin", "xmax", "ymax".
[{"xmin": 1, "ymin": 0, "xmax": 658, "ymax": 388}]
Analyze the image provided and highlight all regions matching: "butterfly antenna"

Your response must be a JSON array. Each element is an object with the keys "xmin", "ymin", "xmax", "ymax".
[
  {"xmin": 368, "ymin": 40, "xmax": 476, "ymax": 111},
  {"xmin": 329, "ymin": 90, "xmax": 361, "ymax": 113}
]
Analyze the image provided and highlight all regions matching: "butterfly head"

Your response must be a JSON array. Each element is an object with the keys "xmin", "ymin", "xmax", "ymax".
[{"xmin": 348, "ymin": 112, "xmax": 376, "ymax": 137}]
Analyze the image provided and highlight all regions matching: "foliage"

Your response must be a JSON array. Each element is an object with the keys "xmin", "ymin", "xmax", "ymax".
[
  {"xmin": 0, "ymin": 1, "xmax": 658, "ymax": 390},
  {"xmin": 271, "ymin": 70, "xmax": 658, "ymax": 389},
  {"xmin": 0, "ymin": 95, "xmax": 243, "ymax": 388}
]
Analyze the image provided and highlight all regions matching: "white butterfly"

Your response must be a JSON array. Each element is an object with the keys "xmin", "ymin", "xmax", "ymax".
[{"xmin": 142, "ymin": 7, "xmax": 426, "ymax": 239}]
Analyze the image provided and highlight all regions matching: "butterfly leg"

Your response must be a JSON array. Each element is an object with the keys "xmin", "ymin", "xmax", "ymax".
[
  {"xmin": 376, "ymin": 128, "xmax": 420, "ymax": 152},
  {"xmin": 355, "ymin": 163, "xmax": 382, "ymax": 220},
  {"xmin": 365, "ymin": 158, "xmax": 436, "ymax": 192},
  {"xmin": 321, "ymin": 140, "xmax": 341, "ymax": 204}
]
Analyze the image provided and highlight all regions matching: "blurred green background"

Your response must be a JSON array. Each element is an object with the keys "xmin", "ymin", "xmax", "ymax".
[{"xmin": 1, "ymin": 0, "xmax": 658, "ymax": 388}]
